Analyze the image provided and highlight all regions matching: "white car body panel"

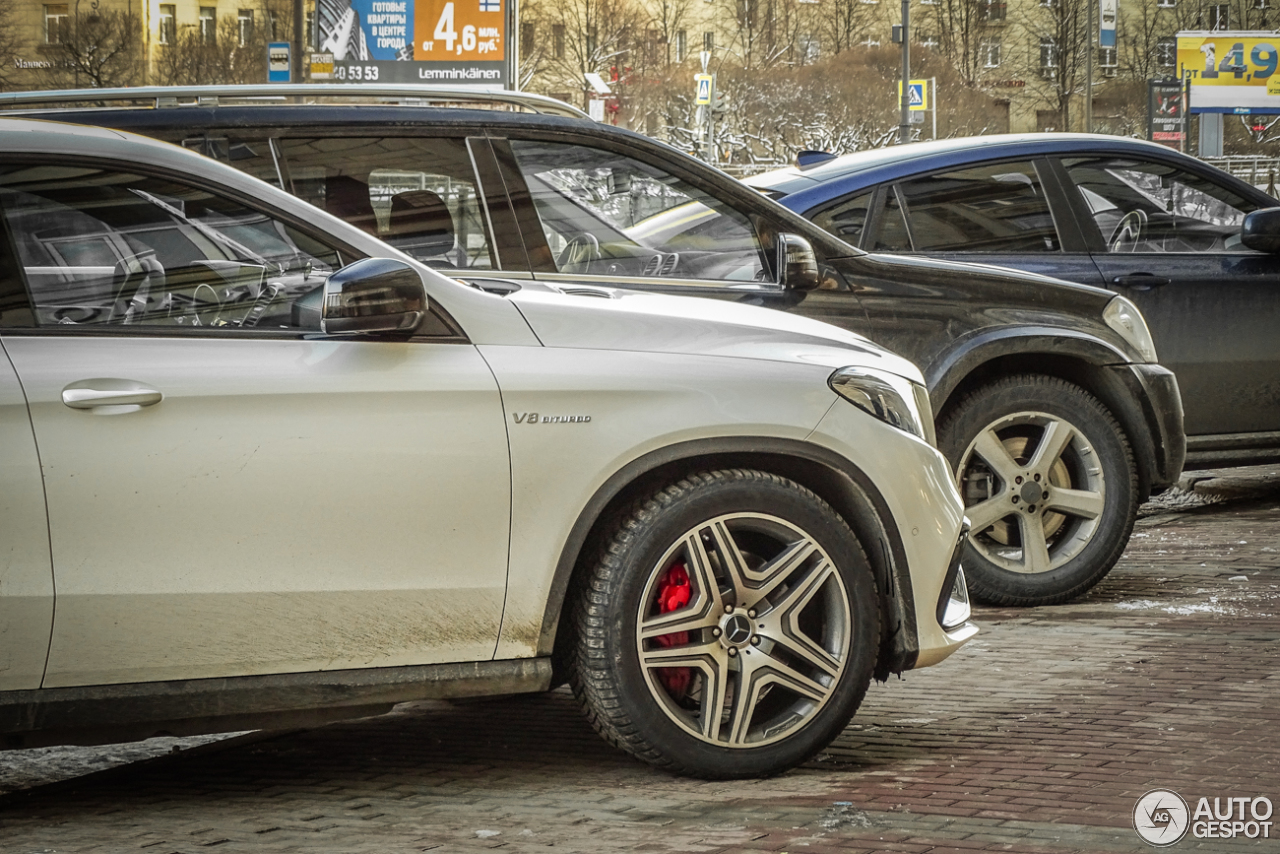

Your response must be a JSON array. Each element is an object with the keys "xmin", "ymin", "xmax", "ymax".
[
  {"xmin": 4, "ymin": 336, "xmax": 511, "ymax": 687},
  {"xmin": 0, "ymin": 342, "xmax": 54, "ymax": 690}
]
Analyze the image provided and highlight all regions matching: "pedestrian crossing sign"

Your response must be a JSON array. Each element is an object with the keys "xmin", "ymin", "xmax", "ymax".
[
  {"xmin": 695, "ymin": 73, "xmax": 714, "ymax": 105},
  {"xmin": 897, "ymin": 79, "xmax": 929, "ymax": 111}
]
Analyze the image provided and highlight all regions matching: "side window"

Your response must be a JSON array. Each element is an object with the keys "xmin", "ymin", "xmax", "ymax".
[
  {"xmin": 875, "ymin": 188, "xmax": 912, "ymax": 252},
  {"xmin": 1064, "ymin": 157, "xmax": 1257, "ymax": 253},
  {"xmin": 508, "ymin": 139, "xmax": 767, "ymax": 283},
  {"xmin": 812, "ymin": 191, "xmax": 872, "ymax": 247},
  {"xmin": 0, "ymin": 163, "xmax": 345, "ymax": 330},
  {"xmin": 275, "ymin": 137, "xmax": 494, "ymax": 270},
  {"xmin": 897, "ymin": 161, "xmax": 1060, "ymax": 252},
  {"xmin": 180, "ymin": 135, "xmax": 282, "ymax": 188}
]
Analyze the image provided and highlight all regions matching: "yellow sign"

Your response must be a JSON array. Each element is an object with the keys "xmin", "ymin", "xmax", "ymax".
[
  {"xmin": 1177, "ymin": 32, "xmax": 1280, "ymax": 111},
  {"xmin": 897, "ymin": 79, "xmax": 930, "ymax": 111},
  {"xmin": 309, "ymin": 52, "xmax": 334, "ymax": 80}
]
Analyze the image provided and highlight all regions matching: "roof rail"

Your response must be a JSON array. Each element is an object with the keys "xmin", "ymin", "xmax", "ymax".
[{"xmin": 0, "ymin": 84, "xmax": 592, "ymax": 120}]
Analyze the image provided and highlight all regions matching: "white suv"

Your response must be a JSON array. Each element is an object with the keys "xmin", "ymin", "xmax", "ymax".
[{"xmin": 0, "ymin": 119, "xmax": 975, "ymax": 778}]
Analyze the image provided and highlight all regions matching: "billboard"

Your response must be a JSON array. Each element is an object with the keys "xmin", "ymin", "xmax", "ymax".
[
  {"xmin": 1148, "ymin": 79, "xmax": 1185, "ymax": 150},
  {"xmin": 1177, "ymin": 31, "xmax": 1280, "ymax": 114},
  {"xmin": 316, "ymin": 0, "xmax": 509, "ymax": 86}
]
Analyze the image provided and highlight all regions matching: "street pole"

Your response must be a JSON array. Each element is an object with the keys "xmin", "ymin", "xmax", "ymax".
[
  {"xmin": 293, "ymin": 0, "xmax": 305, "ymax": 83},
  {"xmin": 899, "ymin": 0, "xmax": 910, "ymax": 143},
  {"xmin": 1085, "ymin": 0, "xmax": 1094, "ymax": 132},
  {"xmin": 932, "ymin": 75, "xmax": 937, "ymax": 140}
]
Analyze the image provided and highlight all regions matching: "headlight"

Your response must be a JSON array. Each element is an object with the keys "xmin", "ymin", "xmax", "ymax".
[
  {"xmin": 828, "ymin": 366, "xmax": 935, "ymax": 445},
  {"xmin": 1104, "ymin": 296, "xmax": 1158, "ymax": 363}
]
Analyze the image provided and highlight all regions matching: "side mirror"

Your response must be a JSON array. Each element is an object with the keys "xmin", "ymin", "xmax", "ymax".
[
  {"xmin": 777, "ymin": 233, "xmax": 821, "ymax": 291},
  {"xmin": 1241, "ymin": 207, "xmax": 1280, "ymax": 253},
  {"xmin": 321, "ymin": 258, "xmax": 427, "ymax": 334}
]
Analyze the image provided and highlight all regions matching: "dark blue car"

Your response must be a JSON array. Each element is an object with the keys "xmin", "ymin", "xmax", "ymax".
[{"xmin": 748, "ymin": 133, "xmax": 1280, "ymax": 468}]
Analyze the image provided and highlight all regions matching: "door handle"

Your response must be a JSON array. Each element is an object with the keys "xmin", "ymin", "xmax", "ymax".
[
  {"xmin": 62, "ymin": 379, "xmax": 163, "ymax": 410},
  {"xmin": 1112, "ymin": 273, "xmax": 1171, "ymax": 290}
]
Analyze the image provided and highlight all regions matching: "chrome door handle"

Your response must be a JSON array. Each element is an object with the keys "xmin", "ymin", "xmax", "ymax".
[{"xmin": 61, "ymin": 379, "xmax": 163, "ymax": 410}]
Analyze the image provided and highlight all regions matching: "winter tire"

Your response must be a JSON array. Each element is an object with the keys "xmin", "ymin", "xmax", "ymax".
[
  {"xmin": 569, "ymin": 469, "xmax": 880, "ymax": 779},
  {"xmin": 938, "ymin": 374, "xmax": 1137, "ymax": 607}
]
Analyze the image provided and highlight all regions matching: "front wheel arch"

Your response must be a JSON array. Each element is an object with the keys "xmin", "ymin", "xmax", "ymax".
[{"xmin": 540, "ymin": 439, "xmax": 919, "ymax": 683}]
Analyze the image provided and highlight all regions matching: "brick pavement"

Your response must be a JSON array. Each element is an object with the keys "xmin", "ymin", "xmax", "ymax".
[{"xmin": 1, "ymin": 482, "xmax": 1278, "ymax": 854}]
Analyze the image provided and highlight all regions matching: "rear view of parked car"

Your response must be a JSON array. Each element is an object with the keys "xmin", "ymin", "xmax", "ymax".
[
  {"xmin": 0, "ymin": 118, "xmax": 976, "ymax": 778},
  {"xmin": 8, "ymin": 87, "xmax": 1185, "ymax": 608}
]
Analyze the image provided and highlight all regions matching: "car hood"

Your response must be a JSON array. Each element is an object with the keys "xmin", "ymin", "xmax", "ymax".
[{"xmin": 506, "ymin": 284, "xmax": 924, "ymax": 382}]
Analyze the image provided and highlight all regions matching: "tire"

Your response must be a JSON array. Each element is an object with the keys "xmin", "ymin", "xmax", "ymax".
[
  {"xmin": 937, "ymin": 374, "xmax": 1137, "ymax": 607},
  {"xmin": 568, "ymin": 469, "xmax": 879, "ymax": 779}
]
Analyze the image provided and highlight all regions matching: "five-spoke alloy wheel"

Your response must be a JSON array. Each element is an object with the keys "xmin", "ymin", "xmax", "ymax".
[
  {"xmin": 569, "ymin": 469, "xmax": 879, "ymax": 779},
  {"xmin": 939, "ymin": 375, "xmax": 1137, "ymax": 607}
]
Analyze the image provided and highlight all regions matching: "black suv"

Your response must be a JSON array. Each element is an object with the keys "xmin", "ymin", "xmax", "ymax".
[{"xmin": 7, "ymin": 85, "xmax": 1185, "ymax": 607}]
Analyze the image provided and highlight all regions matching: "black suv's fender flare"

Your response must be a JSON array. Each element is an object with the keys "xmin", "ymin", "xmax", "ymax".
[
  {"xmin": 536, "ymin": 437, "xmax": 922, "ymax": 680},
  {"xmin": 925, "ymin": 326, "xmax": 1166, "ymax": 498}
]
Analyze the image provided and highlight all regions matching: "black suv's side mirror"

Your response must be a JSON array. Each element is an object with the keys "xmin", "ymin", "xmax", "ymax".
[
  {"xmin": 1241, "ymin": 207, "xmax": 1280, "ymax": 253},
  {"xmin": 777, "ymin": 233, "xmax": 821, "ymax": 291},
  {"xmin": 321, "ymin": 258, "xmax": 427, "ymax": 334}
]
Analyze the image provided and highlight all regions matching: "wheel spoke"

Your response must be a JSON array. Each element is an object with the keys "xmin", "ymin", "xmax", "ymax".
[
  {"xmin": 725, "ymin": 650, "xmax": 832, "ymax": 745},
  {"xmin": 1044, "ymin": 485, "xmax": 1104, "ymax": 520},
  {"xmin": 972, "ymin": 427, "xmax": 1022, "ymax": 480},
  {"xmin": 965, "ymin": 494, "xmax": 1012, "ymax": 532},
  {"xmin": 698, "ymin": 654, "xmax": 732, "ymax": 742},
  {"xmin": 706, "ymin": 520, "xmax": 753, "ymax": 596},
  {"xmin": 683, "ymin": 531, "xmax": 727, "ymax": 614},
  {"xmin": 640, "ymin": 637, "xmax": 722, "ymax": 666},
  {"xmin": 1017, "ymin": 512, "xmax": 1053, "ymax": 574},
  {"xmin": 736, "ymin": 537, "xmax": 820, "ymax": 611},
  {"xmin": 639, "ymin": 608, "xmax": 721, "ymax": 642},
  {"xmin": 1028, "ymin": 419, "xmax": 1075, "ymax": 473}
]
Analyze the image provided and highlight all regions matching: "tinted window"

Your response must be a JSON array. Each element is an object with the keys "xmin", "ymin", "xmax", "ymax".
[
  {"xmin": 0, "ymin": 163, "xmax": 343, "ymax": 330},
  {"xmin": 897, "ymin": 161, "xmax": 1059, "ymax": 252},
  {"xmin": 812, "ymin": 191, "xmax": 871, "ymax": 246},
  {"xmin": 275, "ymin": 137, "xmax": 495, "ymax": 270},
  {"xmin": 1064, "ymin": 157, "xmax": 1258, "ymax": 253},
  {"xmin": 509, "ymin": 140, "xmax": 768, "ymax": 283}
]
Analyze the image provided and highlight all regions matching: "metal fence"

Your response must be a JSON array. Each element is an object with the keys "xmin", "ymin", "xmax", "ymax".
[{"xmin": 1201, "ymin": 156, "xmax": 1280, "ymax": 197}]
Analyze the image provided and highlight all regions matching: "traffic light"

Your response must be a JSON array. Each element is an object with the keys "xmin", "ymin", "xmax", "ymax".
[{"xmin": 711, "ymin": 89, "xmax": 729, "ymax": 116}]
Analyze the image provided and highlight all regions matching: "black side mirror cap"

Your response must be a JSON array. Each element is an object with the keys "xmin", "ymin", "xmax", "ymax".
[
  {"xmin": 321, "ymin": 258, "xmax": 427, "ymax": 334},
  {"xmin": 1241, "ymin": 207, "xmax": 1280, "ymax": 253},
  {"xmin": 777, "ymin": 233, "xmax": 822, "ymax": 291}
]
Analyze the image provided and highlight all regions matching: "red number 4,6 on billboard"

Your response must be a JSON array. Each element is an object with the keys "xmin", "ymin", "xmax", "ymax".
[{"xmin": 415, "ymin": 0, "xmax": 505, "ymax": 61}]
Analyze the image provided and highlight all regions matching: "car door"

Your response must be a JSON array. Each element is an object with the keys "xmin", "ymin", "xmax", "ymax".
[
  {"xmin": 0, "ymin": 299, "xmax": 54, "ymax": 689},
  {"xmin": 1058, "ymin": 154, "xmax": 1280, "ymax": 435},
  {"xmin": 836, "ymin": 159, "xmax": 1104, "ymax": 285},
  {"xmin": 0, "ymin": 159, "xmax": 511, "ymax": 689}
]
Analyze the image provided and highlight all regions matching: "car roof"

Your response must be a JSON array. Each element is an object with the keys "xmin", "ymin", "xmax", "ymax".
[{"xmin": 745, "ymin": 133, "xmax": 1227, "ymax": 204}]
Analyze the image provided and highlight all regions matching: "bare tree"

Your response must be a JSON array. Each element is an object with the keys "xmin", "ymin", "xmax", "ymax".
[
  {"xmin": 1017, "ymin": 0, "xmax": 1091, "ymax": 131},
  {"xmin": 522, "ymin": 0, "xmax": 642, "ymax": 108},
  {"xmin": 0, "ymin": 0, "xmax": 20, "ymax": 91},
  {"xmin": 1119, "ymin": 0, "xmax": 1196, "ymax": 83},
  {"xmin": 46, "ymin": 5, "xmax": 142, "ymax": 89},
  {"xmin": 155, "ymin": 0, "xmax": 293, "ymax": 86},
  {"xmin": 712, "ymin": 0, "xmax": 816, "ymax": 70},
  {"xmin": 922, "ymin": 0, "xmax": 992, "ymax": 86},
  {"xmin": 820, "ymin": 0, "xmax": 881, "ymax": 57}
]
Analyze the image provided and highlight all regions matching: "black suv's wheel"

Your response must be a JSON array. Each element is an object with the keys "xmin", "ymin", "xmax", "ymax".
[
  {"xmin": 569, "ymin": 469, "xmax": 879, "ymax": 779},
  {"xmin": 938, "ymin": 375, "xmax": 1137, "ymax": 607}
]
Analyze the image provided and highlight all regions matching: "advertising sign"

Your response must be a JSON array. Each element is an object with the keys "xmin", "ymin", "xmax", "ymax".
[
  {"xmin": 1148, "ymin": 79, "xmax": 1185, "ymax": 150},
  {"xmin": 1099, "ymin": 0, "xmax": 1117, "ymax": 49},
  {"xmin": 317, "ymin": 0, "xmax": 509, "ymax": 86},
  {"xmin": 1177, "ymin": 31, "xmax": 1280, "ymax": 113}
]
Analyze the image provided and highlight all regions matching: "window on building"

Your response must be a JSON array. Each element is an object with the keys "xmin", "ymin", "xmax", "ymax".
[
  {"xmin": 1156, "ymin": 0, "xmax": 1176, "ymax": 7},
  {"xmin": 267, "ymin": 11, "xmax": 278, "ymax": 40},
  {"xmin": 1156, "ymin": 37, "xmax": 1176, "ymax": 65},
  {"xmin": 159, "ymin": 4, "xmax": 177, "ymax": 45},
  {"xmin": 44, "ymin": 5, "xmax": 69, "ymax": 45},
  {"xmin": 675, "ymin": 29, "xmax": 687, "ymax": 62},
  {"xmin": 1208, "ymin": 4, "xmax": 1230, "ymax": 28},
  {"xmin": 918, "ymin": 32, "xmax": 939, "ymax": 48},
  {"xmin": 983, "ymin": 0, "xmax": 1007, "ymax": 21},
  {"xmin": 982, "ymin": 37, "xmax": 1002, "ymax": 67},
  {"xmin": 238, "ymin": 9, "xmax": 254, "ymax": 46},
  {"xmin": 802, "ymin": 34, "xmax": 821, "ymax": 61},
  {"xmin": 1099, "ymin": 46, "xmax": 1117, "ymax": 73},
  {"xmin": 552, "ymin": 24, "xmax": 565, "ymax": 58},
  {"xmin": 1255, "ymin": 0, "xmax": 1270, "ymax": 10},
  {"xmin": 1040, "ymin": 37, "xmax": 1059, "ymax": 77},
  {"xmin": 520, "ymin": 21, "xmax": 535, "ymax": 56},
  {"xmin": 1039, "ymin": 0, "xmax": 1059, "ymax": 6},
  {"xmin": 200, "ymin": 7, "xmax": 217, "ymax": 45},
  {"xmin": 704, "ymin": 31, "xmax": 715, "ymax": 52}
]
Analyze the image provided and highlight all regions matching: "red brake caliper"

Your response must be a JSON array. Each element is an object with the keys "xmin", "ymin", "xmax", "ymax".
[{"xmin": 654, "ymin": 563, "xmax": 694, "ymax": 697}]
